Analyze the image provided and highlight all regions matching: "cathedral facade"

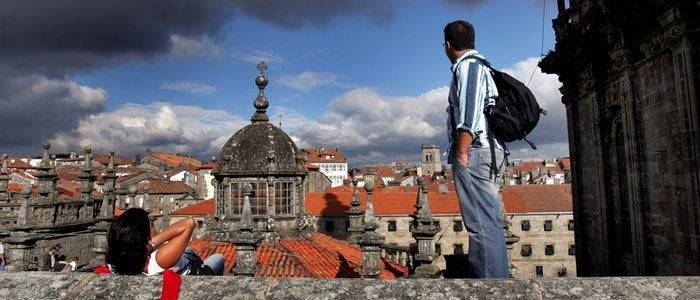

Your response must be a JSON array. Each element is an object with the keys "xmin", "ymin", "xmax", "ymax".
[{"xmin": 541, "ymin": 0, "xmax": 700, "ymax": 275}]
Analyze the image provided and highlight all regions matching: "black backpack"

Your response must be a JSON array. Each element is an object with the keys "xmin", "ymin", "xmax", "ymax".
[{"xmin": 464, "ymin": 56, "xmax": 546, "ymax": 149}]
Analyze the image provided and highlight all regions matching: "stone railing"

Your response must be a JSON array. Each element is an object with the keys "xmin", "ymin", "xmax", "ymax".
[
  {"xmin": 0, "ymin": 273, "xmax": 698, "ymax": 299},
  {"xmin": 380, "ymin": 244, "xmax": 412, "ymax": 269}
]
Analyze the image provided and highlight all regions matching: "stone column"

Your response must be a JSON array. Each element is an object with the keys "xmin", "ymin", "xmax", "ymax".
[
  {"xmin": 358, "ymin": 176, "xmax": 385, "ymax": 278},
  {"xmin": 6, "ymin": 186, "xmax": 38, "ymax": 271},
  {"xmin": 231, "ymin": 183, "xmax": 261, "ymax": 276},
  {"xmin": 410, "ymin": 178, "xmax": 441, "ymax": 278},
  {"xmin": 345, "ymin": 179, "xmax": 363, "ymax": 243}
]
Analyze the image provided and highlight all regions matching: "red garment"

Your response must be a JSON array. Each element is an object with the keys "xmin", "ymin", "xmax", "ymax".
[
  {"xmin": 160, "ymin": 269, "xmax": 182, "ymax": 300},
  {"xmin": 93, "ymin": 265, "xmax": 111, "ymax": 274},
  {"xmin": 92, "ymin": 265, "xmax": 182, "ymax": 300}
]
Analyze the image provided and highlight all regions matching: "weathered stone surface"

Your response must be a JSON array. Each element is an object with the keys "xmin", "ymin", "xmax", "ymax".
[{"xmin": 0, "ymin": 273, "xmax": 698, "ymax": 300}]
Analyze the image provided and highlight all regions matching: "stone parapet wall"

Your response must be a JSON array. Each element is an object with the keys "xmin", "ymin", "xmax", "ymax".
[{"xmin": 0, "ymin": 272, "xmax": 698, "ymax": 299}]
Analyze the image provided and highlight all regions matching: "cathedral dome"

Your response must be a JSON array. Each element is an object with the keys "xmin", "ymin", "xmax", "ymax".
[
  {"xmin": 216, "ymin": 122, "xmax": 304, "ymax": 176},
  {"xmin": 213, "ymin": 61, "xmax": 304, "ymax": 176}
]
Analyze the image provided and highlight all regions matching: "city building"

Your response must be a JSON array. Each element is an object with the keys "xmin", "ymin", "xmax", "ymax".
[
  {"xmin": 303, "ymin": 148, "xmax": 348, "ymax": 187},
  {"xmin": 541, "ymin": 0, "xmax": 700, "ymax": 275},
  {"xmin": 420, "ymin": 145, "xmax": 443, "ymax": 177},
  {"xmin": 503, "ymin": 158, "xmax": 571, "ymax": 185}
]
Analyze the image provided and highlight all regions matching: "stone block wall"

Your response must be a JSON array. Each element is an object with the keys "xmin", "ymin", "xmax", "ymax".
[{"xmin": 0, "ymin": 272, "xmax": 698, "ymax": 299}]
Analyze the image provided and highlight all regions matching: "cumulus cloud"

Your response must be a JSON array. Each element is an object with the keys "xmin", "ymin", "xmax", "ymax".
[
  {"xmin": 278, "ymin": 56, "xmax": 568, "ymax": 165},
  {"xmin": 1, "ymin": 0, "xmax": 401, "ymax": 155},
  {"xmin": 231, "ymin": 49, "xmax": 284, "ymax": 65},
  {"xmin": 277, "ymin": 72, "xmax": 344, "ymax": 92},
  {"xmin": 501, "ymin": 57, "xmax": 567, "ymax": 158},
  {"xmin": 51, "ymin": 102, "xmax": 247, "ymax": 158},
  {"xmin": 0, "ymin": 74, "xmax": 106, "ymax": 154},
  {"xmin": 160, "ymin": 81, "xmax": 218, "ymax": 95}
]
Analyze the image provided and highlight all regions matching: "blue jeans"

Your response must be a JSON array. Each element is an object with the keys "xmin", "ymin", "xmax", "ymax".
[
  {"xmin": 183, "ymin": 248, "xmax": 225, "ymax": 275},
  {"xmin": 452, "ymin": 147, "xmax": 509, "ymax": 278}
]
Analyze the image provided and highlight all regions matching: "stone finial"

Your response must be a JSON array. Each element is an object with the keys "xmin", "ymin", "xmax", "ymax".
[
  {"xmin": 358, "ymin": 175, "xmax": 385, "ymax": 278},
  {"xmin": 0, "ymin": 154, "xmax": 9, "ymax": 198},
  {"xmin": 346, "ymin": 179, "xmax": 363, "ymax": 243},
  {"xmin": 1, "ymin": 154, "xmax": 7, "ymax": 175},
  {"xmin": 82, "ymin": 146, "xmax": 92, "ymax": 170},
  {"xmin": 251, "ymin": 61, "xmax": 270, "ymax": 123},
  {"xmin": 36, "ymin": 143, "xmax": 57, "ymax": 196},
  {"xmin": 107, "ymin": 151, "xmax": 115, "ymax": 171},
  {"xmin": 410, "ymin": 177, "xmax": 441, "ymax": 278},
  {"xmin": 232, "ymin": 183, "xmax": 261, "ymax": 276},
  {"xmin": 40, "ymin": 142, "xmax": 51, "ymax": 167}
]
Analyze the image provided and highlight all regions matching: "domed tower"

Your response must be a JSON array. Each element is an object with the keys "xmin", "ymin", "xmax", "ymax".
[{"xmin": 211, "ymin": 62, "xmax": 306, "ymax": 232}]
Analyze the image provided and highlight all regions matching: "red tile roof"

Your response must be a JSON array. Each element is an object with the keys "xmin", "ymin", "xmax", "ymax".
[
  {"xmin": 138, "ymin": 179, "xmax": 194, "ymax": 195},
  {"xmin": 303, "ymin": 148, "xmax": 347, "ymax": 164},
  {"xmin": 559, "ymin": 157, "xmax": 571, "ymax": 170},
  {"xmin": 171, "ymin": 199, "xmax": 214, "ymax": 215},
  {"xmin": 5, "ymin": 157, "xmax": 33, "ymax": 170},
  {"xmin": 169, "ymin": 184, "xmax": 571, "ymax": 217},
  {"xmin": 197, "ymin": 162, "xmax": 216, "ymax": 170},
  {"xmin": 501, "ymin": 184, "xmax": 572, "ymax": 213},
  {"xmin": 188, "ymin": 232, "xmax": 407, "ymax": 278},
  {"xmin": 148, "ymin": 152, "xmax": 202, "ymax": 168},
  {"xmin": 93, "ymin": 154, "xmax": 131, "ymax": 166}
]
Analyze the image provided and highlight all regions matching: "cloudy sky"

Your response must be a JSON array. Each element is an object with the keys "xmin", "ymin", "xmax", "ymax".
[{"xmin": 0, "ymin": 0, "xmax": 567, "ymax": 166}]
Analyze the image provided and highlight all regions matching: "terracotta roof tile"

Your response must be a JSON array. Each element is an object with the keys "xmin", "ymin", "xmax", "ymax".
[
  {"xmin": 501, "ymin": 184, "xmax": 572, "ymax": 213},
  {"xmin": 148, "ymin": 152, "xmax": 202, "ymax": 168},
  {"xmin": 188, "ymin": 232, "xmax": 407, "ymax": 278},
  {"xmin": 170, "ymin": 199, "xmax": 214, "ymax": 215},
  {"xmin": 303, "ymin": 148, "xmax": 347, "ymax": 164}
]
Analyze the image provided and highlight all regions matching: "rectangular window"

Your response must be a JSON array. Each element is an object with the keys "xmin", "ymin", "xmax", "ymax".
[
  {"xmin": 569, "ymin": 244, "xmax": 575, "ymax": 256},
  {"xmin": 544, "ymin": 220, "xmax": 553, "ymax": 231},
  {"xmin": 536, "ymin": 266, "xmax": 543, "ymax": 277},
  {"xmin": 521, "ymin": 220, "xmax": 531, "ymax": 231},
  {"xmin": 453, "ymin": 244, "xmax": 464, "ymax": 255},
  {"xmin": 568, "ymin": 219, "xmax": 575, "ymax": 230},
  {"xmin": 325, "ymin": 221, "xmax": 335, "ymax": 232},
  {"xmin": 435, "ymin": 243, "xmax": 442, "ymax": 255},
  {"xmin": 433, "ymin": 220, "xmax": 440, "ymax": 228},
  {"xmin": 387, "ymin": 220, "xmax": 397, "ymax": 232},
  {"xmin": 453, "ymin": 220, "xmax": 463, "ymax": 232},
  {"xmin": 545, "ymin": 245, "xmax": 555, "ymax": 256},
  {"xmin": 230, "ymin": 181, "xmax": 268, "ymax": 215},
  {"xmin": 521, "ymin": 244, "xmax": 532, "ymax": 257},
  {"xmin": 274, "ymin": 181, "xmax": 294, "ymax": 215}
]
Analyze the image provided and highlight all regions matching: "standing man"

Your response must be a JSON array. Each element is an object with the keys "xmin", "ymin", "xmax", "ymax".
[{"xmin": 444, "ymin": 20, "xmax": 508, "ymax": 278}]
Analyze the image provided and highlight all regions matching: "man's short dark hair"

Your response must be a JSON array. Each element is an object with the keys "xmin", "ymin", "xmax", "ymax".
[{"xmin": 444, "ymin": 20, "xmax": 475, "ymax": 50}]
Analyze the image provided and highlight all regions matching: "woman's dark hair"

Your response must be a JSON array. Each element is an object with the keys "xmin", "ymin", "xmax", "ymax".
[
  {"xmin": 444, "ymin": 20, "xmax": 475, "ymax": 50},
  {"xmin": 106, "ymin": 208, "xmax": 151, "ymax": 275}
]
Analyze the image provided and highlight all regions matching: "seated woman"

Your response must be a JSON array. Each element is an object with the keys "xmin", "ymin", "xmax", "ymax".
[{"xmin": 106, "ymin": 207, "xmax": 224, "ymax": 275}]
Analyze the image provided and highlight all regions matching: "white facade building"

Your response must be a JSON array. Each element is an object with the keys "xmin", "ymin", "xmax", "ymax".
[{"xmin": 303, "ymin": 148, "xmax": 348, "ymax": 187}]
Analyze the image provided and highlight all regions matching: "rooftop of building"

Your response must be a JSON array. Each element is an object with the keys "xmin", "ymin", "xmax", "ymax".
[
  {"xmin": 145, "ymin": 151, "xmax": 203, "ymax": 168},
  {"xmin": 303, "ymin": 148, "xmax": 347, "ymax": 164},
  {"xmin": 188, "ymin": 232, "xmax": 407, "ymax": 278}
]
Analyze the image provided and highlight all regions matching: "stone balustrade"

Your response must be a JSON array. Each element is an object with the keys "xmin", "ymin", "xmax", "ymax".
[{"xmin": 0, "ymin": 272, "xmax": 697, "ymax": 299}]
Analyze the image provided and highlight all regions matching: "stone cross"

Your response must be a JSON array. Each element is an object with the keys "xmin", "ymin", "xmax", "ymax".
[{"xmin": 251, "ymin": 61, "xmax": 270, "ymax": 123}]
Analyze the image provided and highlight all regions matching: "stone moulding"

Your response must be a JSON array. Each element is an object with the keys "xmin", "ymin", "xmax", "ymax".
[{"xmin": 0, "ymin": 273, "xmax": 698, "ymax": 299}]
